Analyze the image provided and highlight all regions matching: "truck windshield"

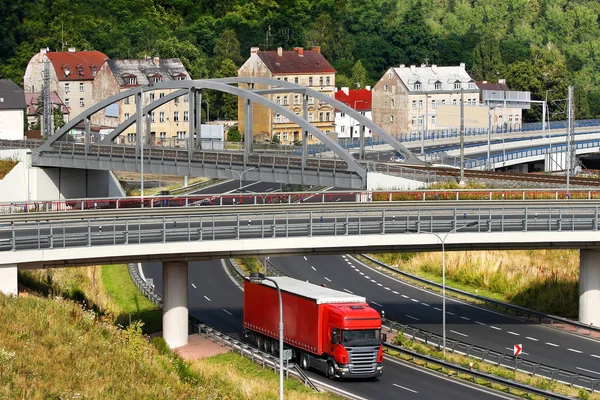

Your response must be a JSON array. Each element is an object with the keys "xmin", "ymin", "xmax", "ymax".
[{"xmin": 341, "ymin": 329, "xmax": 381, "ymax": 346}]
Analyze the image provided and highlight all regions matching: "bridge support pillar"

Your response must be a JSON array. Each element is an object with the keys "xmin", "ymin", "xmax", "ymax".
[
  {"xmin": 163, "ymin": 260, "xmax": 188, "ymax": 348},
  {"xmin": 579, "ymin": 249, "xmax": 600, "ymax": 326},
  {"xmin": 0, "ymin": 264, "xmax": 18, "ymax": 296}
]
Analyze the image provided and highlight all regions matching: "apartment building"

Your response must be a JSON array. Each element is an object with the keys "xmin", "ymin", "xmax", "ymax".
[
  {"xmin": 334, "ymin": 87, "xmax": 372, "ymax": 139},
  {"xmin": 238, "ymin": 46, "xmax": 336, "ymax": 145},
  {"xmin": 0, "ymin": 80, "xmax": 26, "ymax": 140}
]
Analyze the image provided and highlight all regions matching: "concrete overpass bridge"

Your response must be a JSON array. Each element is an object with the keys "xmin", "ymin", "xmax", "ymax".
[
  {"xmin": 11, "ymin": 78, "xmax": 426, "ymax": 190},
  {"xmin": 1, "ymin": 201, "xmax": 600, "ymax": 348}
]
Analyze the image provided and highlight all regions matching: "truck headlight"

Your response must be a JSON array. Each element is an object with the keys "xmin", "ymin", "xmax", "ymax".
[{"xmin": 376, "ymin": 366, "xmax": 383, "ymax": 371}]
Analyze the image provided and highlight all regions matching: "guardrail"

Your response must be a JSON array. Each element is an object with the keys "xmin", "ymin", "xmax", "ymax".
[
  {"xmin": 384, "ymin": 343, "xmax": 572, "ymax": 399},
  {"xmin": 128, "ymin": 263, "xmax": 162, "ymax": 307},
  {"xmin": 359, "ymin": 254, "xmax": 600, "ymax": 337}
]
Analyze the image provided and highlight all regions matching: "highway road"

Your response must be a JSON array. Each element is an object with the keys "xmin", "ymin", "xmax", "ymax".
[
  {"xmin": 141, "ymin": 260, "xmax": 512, "ymax": 400},
  {"xmin": 270, "ymin": 254, "xmax": 600, "ymax": 384}
]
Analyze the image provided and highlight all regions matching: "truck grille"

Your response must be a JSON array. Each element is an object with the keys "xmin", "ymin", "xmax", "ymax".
[{"xmin": 347, "ymin": 346, "xmax": 379, "ymax": 374}]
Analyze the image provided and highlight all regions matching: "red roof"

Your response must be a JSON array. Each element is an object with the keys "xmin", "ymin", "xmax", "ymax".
[
  {"xmin": 334, "ymin": 88, "xmax": 372, "ymax": 111},
  {"xmin": 46, "ymin": 51, "xmax": 109, "ymax": 81},
  {"xmin": 258, "ymin": 49, "xmax": 335, "ymax": 74}
]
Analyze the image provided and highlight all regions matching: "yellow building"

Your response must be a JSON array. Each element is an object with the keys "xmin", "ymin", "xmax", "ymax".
[{"xmin": 238, "ymin": 46, "xmax": 336, "ymax": 145}]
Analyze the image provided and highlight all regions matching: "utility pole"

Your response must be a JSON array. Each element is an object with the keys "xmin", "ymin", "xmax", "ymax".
[
  {"xmin": 459, "ymin": 88, "xmax": 465, "ymax": 185},
  {"xmin": 42, "ymin": 60, "xmax": 52, "ymax": 137},
  {"xmin": 566, "ymin": 85, "xmax": 575, "ymax": 191}
]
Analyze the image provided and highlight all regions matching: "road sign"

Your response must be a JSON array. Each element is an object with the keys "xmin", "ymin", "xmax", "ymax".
[
  {"xmin": 282, "ymin": 349, "xmax": 293, "ymax": 361},
  {"xmin": 514, "ymin": 344, "xmax": 522, "ymax": 357}
]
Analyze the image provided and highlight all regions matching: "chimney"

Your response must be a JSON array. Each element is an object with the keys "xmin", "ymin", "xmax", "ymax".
[
  {"xmin": 410, "ymin": 65, "xmax": 416, "ymax": 73},
  {"xmin": 431, "ymin": 64, "xmax": 437, "ymax": 72},
  {"xmin": 295, "ymin": 47, "xmax": 304, "ymax": 56},
  {"xmin": 482, "ymin": 80, "xmax": 488, "ymax": 84},
  {"xmin": 366, "ymin": 85, "xmax": 371, "ymax": 91},
  {"xmin": 399, "ymin": 64, "xmax": 405, "ymax": 68},
  {"xmin": 251, "ymin": 47, "xmax": 260, "ymax": 54},
  {"xmin": 342, "ymin": 87, "xmax": 349, "ymax": 95},
  {"xmin": 277, "ymin": 47, "xmax": 283, "ymax": 56},
  {"xmin": 498, "ymin": 78, "xmax": 506, "ymax": 84},
  {"xmin": 153, "ymin": 56, "xmax": 160, "ymax": 66},
  {"xmin": 311, "ymin": 46, "xmax": 321, "ymax": 53},
  {"xmin": 460, "ymin": 62, "xmax": 466, "ymax": 69},
  {"xmin": 40, "ymin": 48, "xmax": 48, "ymax": 55},
  {"xmin": 68, "ymin": 47, "xmax": 76, "ymax": 53},
  {"xmin": 421, "ymin": 64, "xmax": 426, "ymax": 68}
]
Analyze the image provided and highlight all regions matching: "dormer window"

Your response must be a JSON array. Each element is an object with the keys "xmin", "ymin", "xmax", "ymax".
[
  {"xmin": 77, "ymin": 64, "xmax": 84, "ymax": 76},
  {"xmin": 91, "ymin": 64, "xmax": 98, "ymax": 77},
  {"xmin": 414, "ymin": 81, "xmax": 421, "ymax": 91},
  {"xmin": 149, "ymin": 74, "xmax": 163, "ymax": 84},
  {"xmin": 123, "ymin": 74, "xmax": 137, "ymax": 85},
  {"xmin": 172, "ymin": 73, "xmax": 186, "ymax": 81},
  {"xmin": 63, "ymin": 65, "xmax": 71, "ymax": 78},
  {"xmin": 434, "ymin": 81, "xmax": 442, "ymax": 90},
  {"xmin": 454, "ymin": 80, "xmax": 461, "ymax": 90},
  {"xmin": 468, "ymin": 80, "xmax": 476, "ymax": 89}
]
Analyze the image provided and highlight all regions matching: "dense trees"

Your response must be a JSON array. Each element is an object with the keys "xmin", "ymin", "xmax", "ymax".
[{"xmin": 1, "ymin": 0, "xmax": 600, "ymax": 121}]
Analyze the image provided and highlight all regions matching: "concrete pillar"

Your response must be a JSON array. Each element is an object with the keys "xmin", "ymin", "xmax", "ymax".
[
  {"xmin": 0, "ymin": 264, "xmax": 18, "ymax": 296},
  {"xmin": 579, "ymin": 249, "xmax": 600, "ymax": 326},
  {"xmin": 162, "ymin": 260, "xmax": 188, "ymax": 348}
]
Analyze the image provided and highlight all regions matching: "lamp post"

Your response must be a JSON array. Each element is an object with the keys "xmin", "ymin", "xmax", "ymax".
[
  {"xmin": 421, "ymin": 221, "xmax": 478, "ymax": 356},
  {"xmin": 225, "ymin": 167, "xmax": 257, "ymax": 190},
  {"xmin": 249, "ymin": 272, "xmax": 284, "ymax": 400}
]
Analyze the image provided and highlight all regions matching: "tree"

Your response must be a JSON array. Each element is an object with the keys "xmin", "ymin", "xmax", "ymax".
[
  {"xmin": 471, "ymin": 34, "xmax": 503, "ymax": 81},
  {"xmin": 350, "ymin": 60, "xmax": 368, "ymax": 89},
  {"xmin": 213, "ymin": 59, "xmax": 239, "ymax": 120},
  {"xmin": 152, "ymin": 37, "xmax": 208, "ymax": 79},
  {"xmin": 227, "ymin": 127, "xmax": 242, "ymax": 142},
  {"xmin": 53, "ymin": 107, "xmax": 65, "ymax": 133},
  {"xmin": 213, "ymin": 29, "xmax": 243, "ymax": 70}
]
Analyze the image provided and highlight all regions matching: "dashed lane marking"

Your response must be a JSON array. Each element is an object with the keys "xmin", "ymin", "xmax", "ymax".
[
  {"xmin": 577, "ymin": 367, "xmax": 600, "ymax": 376},
  {"xmin": 508, "ymin": 331, "xmax": 520, "ymax": 336},
  {"xmin": 490, "ymin": 326, "xmax": 502, "ymax": 331},
  {"xmin": 411, "ymin": 298, "xmax": 419, "ymax": 303},
  {"xmin": 526, "ymin": 337, "xmax": 539, "ymax": 341},
  {"xmin": 371, "ymin": 301, "xmax": 383, "ymax": 307},
  {"xmin": 460, "ymin": 316, "xmax": 470, "ymax": 321},
  {"xmin": 384, "ymin": 287, "xmax": 391, "ymax": 291},
  {"xmin": 222, "ymin": 309, "xmax": 232, "ymax": 316},
  {"xmin": 447, "ymin": 312, "xmax": 455, "ymax": 316},
  {"xmin": 405, "ymin": 315, "xmax": 420, "ymax": 321},
  {"xmin": 344, "ymin": 289, "xmax": 354, "ymax": 294},
  {"xmin": 568, "ymin": 348, "xmax": 583, "ymax": 354},
  {"xmin": 303, "ymin": 256, "xmax": 307, "ymax": 261},
  {"xmin": 393, "ymin": 384, "xmax": 417, "ymax": 394},
  {"xmin": 450, "ymin": 330, "xmax": 468, "ymax": 337},
  {"xmin": 475, "ymin": 321, "xmax": 486, "ymax": 326},
  {"xmin": 433, "ymin": 307, "xmax": 442, "ymax": 311},
  {"xmin": 324, "ymin": 277, "xmax": 331, "ymax": 282},
  {"xmin": 377, "ymin": 283, "xmax": 383, "ymax": 287},
  {"xmin": 204, "ymin": 296, "xmax": 211, "ymax": 302},
  {"xmin": 545, "ymin": 342, "xmax": 559, "ymax": 347},
  {"xmin": 311, "ymin": 266, "xmax": 316, "ymax": 271},
  {"xmin": 401, "ymin": 295, "xmax": 409, "ymax": 299},
  {"xmin": 392, "ymin": 291, "xmax": 399, "ymax": 295},
  {"xmin": 191, "ymin": 283, "xmax": 197, "ymax": 289},
  {"xmin": 591, "ymin": 354, "xmax": 600, "ymax": 359}
]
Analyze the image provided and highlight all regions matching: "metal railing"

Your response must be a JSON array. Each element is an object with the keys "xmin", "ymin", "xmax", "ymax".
[{"xmin": 359, "ymin": 254, "xmax": 600, "ymax": 337}]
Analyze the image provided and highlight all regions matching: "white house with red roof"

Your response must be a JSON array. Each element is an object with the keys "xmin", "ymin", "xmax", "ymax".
[
  {"xmin": 0, "ymin": 80, "xmax": 26, "ymax": 140},
  {"xmin": 334, "ymin": 87, "xmax": 373, "ymax": 140},
  {"xmin": 238, "ymin": 46, "xmax": 336, "ymax": 144},
  {"xmin": 24, "ymin": 47, "xmax": 109, "ymax": 124}
]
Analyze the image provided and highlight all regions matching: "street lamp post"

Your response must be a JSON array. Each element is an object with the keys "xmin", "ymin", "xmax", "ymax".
[
  {"xmin": 225, "ymin": 167, "xmax": 257, "ymax": 190},
  {"xmin": 422, "ymin": 221, "xmax": 477, "ymax": 356},
  {"xmin": 249, "ymin": 272, "xmax": 284, "ymax": 400}
]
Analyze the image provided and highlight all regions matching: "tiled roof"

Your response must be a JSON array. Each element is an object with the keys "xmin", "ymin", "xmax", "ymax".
[
  {"xmin": 392, "ymin": 64, "xmax": 476, "ymax": 92},
  {"xmin": 106, "ymin": 58, "xmax": 190, "ymax": 87},
  {"xmin": 476, "ymin": 81, "xmax": 510, "ymax": 91},
  {"xmin": 25, "ymin": 92, "xmax": 68, "ymax": 116},
  {"xmin": 258, "ymin": 49, "xmax": 335, "ymax": 74},
  {"xmin": 334, "ymin": 88, "xmax": 372, "ymax": 111},
  {"xmin": 46, "ymin": 51, "xmax": 109, "ymax": 81},
  {"xmin": 0, "ymin": 80, "xmax": 26, "ymax": 110}
]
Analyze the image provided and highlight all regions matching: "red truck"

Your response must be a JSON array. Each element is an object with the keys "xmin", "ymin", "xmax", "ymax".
[{"xmin": 244, "ymin": 276, "xmax": 384, "ymax": 380}]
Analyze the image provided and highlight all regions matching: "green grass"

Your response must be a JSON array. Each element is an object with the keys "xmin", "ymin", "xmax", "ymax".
[
  {"xmin": 0, "ymin": 158, "xmax": 18, "ymax": 179},
  {"xmin": 101, "ymin": 264, "xmax": 162, "ymax": 333}
]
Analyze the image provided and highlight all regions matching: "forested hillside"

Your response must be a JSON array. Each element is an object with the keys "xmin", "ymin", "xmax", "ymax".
[{"xmin": 1, "ymin": 0, "xmax": 599, "ymax": 121}]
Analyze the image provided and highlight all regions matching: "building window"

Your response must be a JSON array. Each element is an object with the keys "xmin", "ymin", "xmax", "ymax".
[
  {"xmin": 151, "ymin": 112, "xmax": 155, "ymax": 123},
  {"xmin": 319, "ymin": 77, "xmax": 324, "ymax": 86},
  {"xmin": 308, "ymin": 113, "xmax": 314, "ymax": 122},
  {"xmin": 65, "ymin": 83, "xmax": 70, "ymax": 93},
  {"xmin": 294, "ymin": 95, "xmax": 300, "ymax": 104},
  {"xmin": 283, "ymin": 96, "xmax": 288, "ymax": 105},
  {"xmin": 319, "ymin": 112, "xmax": 324, "ymax": 122},
  {"xmin": 276, "ymin": 113, "xmax": 281, "ymax": 123},
  {"xmin": 391, "ymin": 99, "xmax": 395, "ymax": 108},
  {"xmin": 150, "ymin": 93, "xmax": 155, "ymax": 101},
  {"xmin": 283, "ymin": 132, "xmax": 289, "ymax": 141},
  {"xmin": 326, "ymin": 77, "xmax": 331, "ymax": 85},
  {"xmin": 432, "ymin": 115, "xmax": 436, "ymax": 125},
  {"xmin": 341, "ymin": 126, "xmax": 345, "ymax": 133},
  {"xmin": 326, "ymin": 112, "xmax": 330, "ymax": 121},
  {"xmin": 418, "ymin": 116, "xmax": 423, "ymax": 125},
  {"xmin": 414, "ymin": 83, "xmax": 421, "ymax": 90},
  {"xmin": 77, "ymin": 65, "xmax": 84, "ymax": 76},
  {"xmin": 79, "ymin": 83, "xmax": 84, "ymax": 92},
  {"xmin": 184, "ymin": 94, "xmax": 189, "ymax": 102},
  {"xmin": 127, "ymin": 133, "xmax": 135, "ymax": 142},
  {"xmin": 284, "ymin": 77, "xmax": 288, "ymax": 82},
  {"xmin": 412, "ymin": 116, "xmax": 417, "ymax": 125},
  {"xmin": 308, "ymin": 97, "xmax": 314, "ymax": 105},
  {"xmin": 184, "ymin": 111, "xmax": 189, "ymax": 121},
  {"xmin": 435, "ymin": 82, "xmax": 442, "ymax": 90},
  {"xmin": 340, "ymin": 112, "xmax": 345, "ymax": 117},
  {"xmin": 124, "ymin": 97, "xmax": 130, "ymax": 105},
  {"xmin": 151, "ymin": 76, "xmax": 162, "ymax": 83},
  {"xmin": 159, "ymin": 112, "xmax": 165, "ymax": 122},
  {"xmin": 390, "ymin": 115, "xmax": 394, "ymax": 123},
  {"xmin": 309, "ymin": 77, "xmax": 313, "ymax": 86},
  {"xmin": 177, "ymin": 131, "xmax": 186, "ymax": 139},
  {"xmin": 159, "ymin": 93, "xmax": 165, "ymax": 98},
  {"xmin": 452, "ymin": 99, "xmax": 457, "ymax": 105},
  {"xmin": 79, "ymin": 98, "xmax": 84, "ymax": 107},
  {"xmin": 91, "ymin": 66, "xmax": 97, "ymax": 77},
  {"xmin": 124, "ymin": 112, "xmax": 130, "ymax": 119},
  {"xmin": 432, "ymin": 100, "xmax": 436, "ymax": 109},
  {"xmin": 442, "ymin": 99, "xmax": 446, "ymax": 105},
  {"xmin": 412, "ymin": 100, "xmax": 417, "ymax": 110},
  {"xmin": 276, "ymin": 96, "xmax": 281, "ymax": 104},
  {"xmin": 294, "ymin": 77, "xmax": 299, "ymax": 84},
  {"xmin": 454, "ymin": 82, "xmax": 461, "ymax": 90},
  {"xmin": 384, "ymin": 85, "xmax": 388, "ymax": 92},
  {"xmin": 469, "ymin": 81, "xmax": 476, "ymax": 89},
  {"xmin": 174, "ymin": 111, "xmax": 179, "ymax": 122},
  {"xmin": 418, "ymin": 100, "xmax": 423, "ymax": 109},
  {"xmin": 65, "ymin": 98, "xmax": 70, "ymax": 107},
  {"xmin": 159, "ymin": 132, "xmax": 166, "ymax": 140}
]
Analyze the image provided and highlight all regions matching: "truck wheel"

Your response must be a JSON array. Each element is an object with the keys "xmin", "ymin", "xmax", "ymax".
[
  {"xmin": 327, "ymin": 362, "xmax": 335, "ymax": 380},
  {"xmin": 257, "ymin": 336, "xmax": 264, "ymax": 351},
  {"xmin": 300, "ymin": 353, "xmax": 310, "ymax": 370},
  {"xmin": 270, "ymin": 340, "xmax": 278, "ymax": 355}
]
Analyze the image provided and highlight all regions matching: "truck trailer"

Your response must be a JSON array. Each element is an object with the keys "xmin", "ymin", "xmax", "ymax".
[{"xmin": 244, "ymin": 276, "xmax": 384, "ymax": 379}]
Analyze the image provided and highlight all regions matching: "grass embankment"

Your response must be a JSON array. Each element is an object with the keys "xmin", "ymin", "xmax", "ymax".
[
  {"xmin": 0, "ymin": 158, "xmax": 18, "ymax": 179},
  {"xmin": 370, "ymin": 249, "xmax": 579, "ymax": 318},
  {"xmin": 235, "ymin": 258, "xmax": 263, "ymax": 275}
]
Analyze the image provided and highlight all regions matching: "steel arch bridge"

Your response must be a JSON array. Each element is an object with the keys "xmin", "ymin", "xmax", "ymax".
[{"xmin": 32, "ymin": 78, "xmax": 424, "ymax": 189}]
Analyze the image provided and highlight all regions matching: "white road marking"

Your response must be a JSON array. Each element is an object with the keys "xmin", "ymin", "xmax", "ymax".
[
  {"xmin": 324, "ymin": 277, "xmax": 331, "ymax": 282},
  {"xmin": 421, "ymin": 302, "xmax": 429, "ymax": 307},
  {"xmin": 447, "ymin": 312, "xmax": 455, "ymax": 316},
  {"xmin": 508, "ymin": 331, "xmax": 520, "ymax": 336},
  {"xmin": 393, "ymin": 384, "xmax": 417, "ymax": 394},
  {"xmin": 335, "ymin": 198, "xmax": 341, "ymax": 202},
  {"xmin": 577, "ymin": 367, "xmax": 600, "ymax": 376},
  {"xmin": 460, "ymin": 316, "xmax": 470, "ymax": 321},
  {"xmin": 490, "ymin": 326, "xmax": 502, "ymax": 330},
  {"xmin": 359, "ymin": 272, "xmax": 365, "ymax": 275},
  {"xmin": 411, "ymin": 298, "xmax": 419, "ymax": 303},
  {"xmin": 475, "ymin": 321, "xmax": 486, "ymax": 326},
  {"xmin": 203, "ymin": 296, "xmax": 211, "ymax": 301},
  {"xmin": 591, "ymin": 354, "xmax": 600, "ymax": 359},
  {"xmin": 222, "ymin": 309, "xmax": 232, "ymax": 315},
  {"xmin": 266, "ymin": 188, "xmax": 273, "ymax": 192},
  {"xmin": 191, "ymin": 283, "xmax": 197, "ymax": 289},
  {"xmin": 450, "ymin": 330, "xmax": 468, "ymax": 337},
  {"xmin": 433, "ymin": 307, "xmax": 442, "ymax": 311},
  {"xmin": 363, "ymin": 275, "xmax": 370, "ymax": 279},
  {"xmin": 392, "ymin": 291, "xmax": 399, "ymax": 294},
  {"xmin": 405, "ymin": 315, "xmax": 420, "ymax": 321},
  {"xmin": 344, "ymin": 288, "xmax": 354, "ymax": 294},
  {"xmin": 384, "ymin": 287, "xmax": 391, "ymax": 291},
  {"xmin": 365, "ymin": 276, "xmax": 370, "ymax": 279},
  {"xmin": 526, "ymin": 337, "xmax": 539, "ymax": 341},
  {"xmin": 311, "ymin": 266, "xmax": 316, "ymax": 271},
  {"xmin": 303, "ymin": 256, "xmax": 307, "ymax": 261},
  {"xmin": 545, "ymin": 342, "xmax": 559, "ymax": 347},
  {"xmin": 401, "ymin": 295, "xmax": 409, "ymax": 299},
  {"xmin": 371, "ymin": 301, "xmax": 383, "ymax": 307},
  {"xmin": 342, "ymin": 255, "xmax": 347, "ymax": 259},
  {"xmin": 377, "ymin": 283, "xmax": 383, "ymax": 287},
  {"xmin": 568, "ymin": 348, "xmax": 583, "ymax": 354},
  {"xmin": 370, "ymin": 279, "xmax": 377, "ymax": 283}
]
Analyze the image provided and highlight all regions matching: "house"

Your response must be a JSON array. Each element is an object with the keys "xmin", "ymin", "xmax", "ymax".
[
  {"xmin": 0, "ymin": 80, "xmax": 26, "ymax": 140},
  {"xmin": 334, "ymin": 87, "xmax": 373, "ymax": 139},
  {"xmin": 372, "ymin": 63, "xmax": 479, "ymax": 134},
  {"xmin": 477, "ymin": 79, "xmax": 528, "ymax": 131},
  {"xmin": 24, "ymin": 48, "xmax": 108, "ymax": 123},
  {"xmin": 24, "ymin": 91, "xmax": 70, "ymax": 130},
  {"xmin": 92, "ymin": 57, "xmax": 190, "ymax": 145},
  {"xmin": 238, "ymin": 46, "xmax": 336, "ymax": 145}
]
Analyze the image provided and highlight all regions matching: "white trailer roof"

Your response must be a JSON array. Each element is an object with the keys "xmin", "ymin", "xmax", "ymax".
[{"xmin": 259, "ymin": 276, "xmax": 367, "ymax": 304}]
